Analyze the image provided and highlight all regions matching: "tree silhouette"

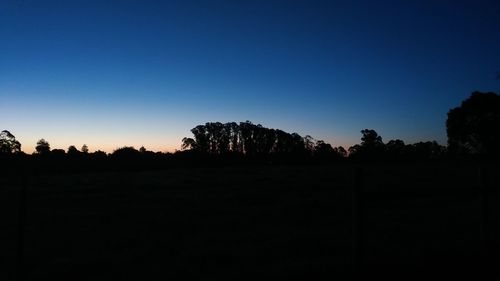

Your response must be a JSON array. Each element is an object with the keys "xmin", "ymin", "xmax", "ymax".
[
  {"xmin": 314, "ymin": 140, "xmax": 333, "ymax": 155},
  {"xmin": 82, "ymin": 144, "xmax": 89, "ymax": 154},
  {"xmin": 227, "ymin": 122, "xmax": 241, "ymax": 153},
  {"xmin": 51, "ymin": 149, "xmax": 66, "ymax": 157},
  {"xmin": 67, "ymin": 145, "xmax": 80, "ymax": 156},
  {"xmin": 0, "ymin": 130, "xmax": 21, "ymax": 154},
  {"xmin": 181, "ymin": 137, "xmax": 197, "ymax": 151},
  {"xmin": 348, "ymin": 144, "xmax": 361, "ymax": 156},
  {"xmin": 304, "ymin": 135, "xmax": 316, "ymax": 154},
  {"xmin": 409, "ymin": 141, "xmax": 446, "ymax": 160},
  {"xmin": 182, "ymin": 121, "xmax": 318, "ymax": 158},
  {"xmin": 386, "ymin": 139, "xmax": 406, "ymax": 160},
  {"xmin": 35, "ymin": 139, "xmax": 51, "ymax": 155},
  {"xmin": 191, "ymin": 125, "xmax": 209, "ymax": 153},
  {"xmin": 349, "ymin": 129, "xmax": 385, "ymax": 159},
  {"xmin": 290, "ymin": 133, "xmax": 306, "ymax": 154},
  {"xmin": 112, "ymin": 146, "xmax": 140, "ymax": 158},
  {"xmin": 274, "ymin": 129, "xmax": 292, "ymax": 154},
  {"xmin": 447, "ymin": 91, "xmax": 500, "ymax": 156},
  {"xmin": 360, "ymin": 129, "xmax": 383, "ymax": 147},
  {"xmin": 333, "ymin": 146, "xmax": 347, "ymax": 158},
  {"xmin": 239, "ymin": 121, "xmax": 256, "ymax": 155},
  {"xmin": 313, "ymin": 140, "xmax": 346, "ymax": 160},
  {"xmin": 92, "ymin": 150, "xmax": 108, "ymax": 160}
]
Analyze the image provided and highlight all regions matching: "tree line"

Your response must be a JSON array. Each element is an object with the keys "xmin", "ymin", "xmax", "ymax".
[
  {"xmin": 1, "ymin": 91, "xmax": 499, "ymax": 167},
  {"xmin": 181, "ymin": 121, "xmax": 346, "ymax": 158}
]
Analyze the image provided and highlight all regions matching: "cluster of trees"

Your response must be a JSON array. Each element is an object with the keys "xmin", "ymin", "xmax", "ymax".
[
  {"xmin": 0, "ymin": 127, "xmax": 446, "ymax": 163},
  {"xmin": 1, "ymin": 91, "xmax": 498, "ymax": 166},
  {"xmin": 348, "ymin": 130, "xmax": 446, "ymax": 160},
  {"xmin": 178, "ymin": 91, "xmax": 499, "ymax": 161},
  {"xmin": 180, "ymin": 122, "xmax": 447, "ymax": 161},
  {"xmin": 447, "ymin": 91, "xmax": 500, "ymax": 157},
  {"xmin": 181, "ymin": 121, "xmax": 346, "ymax": 159},
  {"xmin": 0, "ymin": 130, "xmax": 21, "ymax": 154},
  {"xmin": 0, "ymin": 137, "xmax": 174, "ymax": 171}
]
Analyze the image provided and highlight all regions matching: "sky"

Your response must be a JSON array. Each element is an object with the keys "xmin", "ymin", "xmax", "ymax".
[{"xmin": 1, "ymin": 0, "xmax": 499, "ymax": 153}]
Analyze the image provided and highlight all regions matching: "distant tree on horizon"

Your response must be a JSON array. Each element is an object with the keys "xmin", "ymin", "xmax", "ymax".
[
  {"xmin": 313, "ymin": 140, "xmax": 346, "ymax": 159},
  {"xmin": 92, "ymin": 150, "xmax": 108, "ymax": 159},
  {"xmin": 360, "ymin": 129, "xmax": 384, "ymax": 148},
  {"xmin": 333, "ymin": 146, "xmax": 347, "ymax": 158},
  {"xmin": 82, "ymin": 144, "xmax": 89, "ymax": 154},
  {"xmin": 51, "ymin": 149, "xmax": 66, "ymax": 157},
  {"xmin": 112, "ymin": 146, "xmax": 140, "ymax": 159},
  {"xmin": 314, "ymin": 140, "xmax": 333, "ymax": 155},
  {"xmin": 67, "ymin": 145, "xmax": 80, "ymax": 156},
  {"xmin": 348, "ymin": 129, "xmax": 385, "ymax": 159},
  {"xmin": 386, "ymin": 139, "xmax": 407, "ymax": 160},
  {"xmin": 35, "ymin": 139, "xmax": 51, "ymax": 155}
]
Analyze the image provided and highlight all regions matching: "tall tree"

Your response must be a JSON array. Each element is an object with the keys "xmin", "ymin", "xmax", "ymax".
[
  {"xmin": 349, "ymin": 129, "xmax": 385, "ymax": 159},
  {"xmin": 360, "ymin": 129, "xmax": 383, "ymax": 147},
  {"xmin": 0, "ymin": 130, "xmax": 21, "ymax": 154},
  {"xmin": 239, "ymin": 121, "xmax": 256, "ymax": 155},
  {"xmin": 191, "ymin": 125, "xmax": 209, "ymax": 153},
  {"xmin": 81, "ymin": 144, "xmax": 89, "ymax": 154},
  {"xmin": 35, "ymin": 139, "xmax": 51, "ymax": 155},
  {"xmin": 274, "ymin": 129, "xmax": 292, "ymax": 154},
  {"xmin": 290, "ymin": 133, "xmax": 306, "ymax": 154},
  {"xmin": 226, "ymin": 122, "xmax": 241, "ymax": 153},
  {"xmin": 314, "ymin": 140, "xmax": 333, "ymax": 157},
  {"xmin": 304, "ymin": 135, "xmax": 316, "ymax": 154},
  {"xmin": 447, "ymin": 91, "xmax": 500, "ymax": 156}
]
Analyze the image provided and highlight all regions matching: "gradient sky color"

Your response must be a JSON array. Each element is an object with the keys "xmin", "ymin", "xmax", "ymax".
[{"xmin": 1, "ymin": 0, "xmax": 500, "ymax": 153}]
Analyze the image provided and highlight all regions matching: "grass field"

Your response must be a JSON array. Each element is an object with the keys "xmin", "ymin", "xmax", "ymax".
[{"xmin": 1, "ymin": 163, "xmax": 498, "ymax": 279}]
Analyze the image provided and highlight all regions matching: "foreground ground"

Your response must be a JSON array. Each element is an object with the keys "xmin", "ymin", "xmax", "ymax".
[{"xmin": 0, "ymin": 163, "xmax": 498, "ymax": 279}]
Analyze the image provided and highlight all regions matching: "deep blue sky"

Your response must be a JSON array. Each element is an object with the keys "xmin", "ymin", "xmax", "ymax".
[{"xmin": 1, "ymin": 0, "xmax": 499, "ymax": 153}]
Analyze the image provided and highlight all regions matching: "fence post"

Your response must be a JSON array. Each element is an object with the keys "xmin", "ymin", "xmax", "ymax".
[{"xmin": 352, "ymin": 167, "xmax": 365, "ymax": 274}]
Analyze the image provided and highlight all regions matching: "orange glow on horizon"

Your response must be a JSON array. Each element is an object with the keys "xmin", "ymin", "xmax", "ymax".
[
  {"xmin": 20, "ymin": 139, "xmax": 355, "ymax": 155},
  {"xmin": 21, "ymin": 144, "xmax": 181, "ymax": 154}
]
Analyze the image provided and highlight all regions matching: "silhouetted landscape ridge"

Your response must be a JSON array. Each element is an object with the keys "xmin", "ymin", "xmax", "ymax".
[{"xmin": 1, "ymin": 92, "xmax": 500, "ymax": 279}]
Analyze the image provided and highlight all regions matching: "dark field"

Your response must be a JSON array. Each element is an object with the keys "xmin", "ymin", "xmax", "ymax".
[{"xmin": 1, "ymin": 163, "xmax": 499, "ymax": 279}]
